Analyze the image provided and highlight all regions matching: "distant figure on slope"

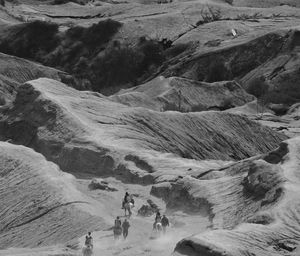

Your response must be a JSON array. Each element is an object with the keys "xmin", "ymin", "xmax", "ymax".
[
  {"xmin": 85, "ymin": 232, "xmax": 93, "ymax": 248},
  {"xmin": 115, "ymin": 216, "xmax": 122, "ymax": 227},
  {"xmin": 122, "ymin": 218, "xmax": 130, "ymax": 239},
  {"xmin": 152, "ymin": 218, "xmax": 163, "ymax": 238},
  {"xmin": 114, "ymin": 216, "xmax": 122, "ymax": 240},
  {"xmin": 161, "ymin": 215, "xmax": 169, "ymax": 234},
  {"xmin": 122, "ymin": 192, "xmax": 130, "ymax": 209},
  {"xmin": 153, "ymin": 211, "xmax": 162, "ymax": 231},
  {"xmin": 122, "ymin": 192, "xmax": 135, "ymax": 217},
  {"xmin": 82, "ymin": 232, "xmax": 93, "ymax": 256}
]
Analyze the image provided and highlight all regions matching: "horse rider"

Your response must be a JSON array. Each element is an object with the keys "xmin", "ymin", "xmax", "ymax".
[
  {"xmin": 114, "ymin": 216, "xmax": 122, "ymax": 239},
  {"xmin": 122, "ymin": 192, "xmax": 130, "ymax": 208},
  {"xmin": 85, "ymin": 232, "xmax": 93, "ymax": 248},
  {"xmin": 115, "ymin": 216, "xmax": 122, "ymax": 227},
  {"xmin": 155, "ymin": 211, "xmax": 161, "ymax": 222},
  {"xmin": 122, "ymin": 192, "xmax": 135, "ymax": 208}
]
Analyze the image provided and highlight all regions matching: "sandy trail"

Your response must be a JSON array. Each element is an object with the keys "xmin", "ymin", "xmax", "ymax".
[
  {"xmin": 76, "ymin": 178, "xmax": 209, "ymax": 256},
  {"xmin": 80, "ymin": 215, "xmax": 209, "ymax": 256}
]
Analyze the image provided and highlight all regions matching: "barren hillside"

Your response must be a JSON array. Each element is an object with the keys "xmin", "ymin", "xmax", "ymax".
[
  {"xmin": 0, "ymin": 142, "xmax": 107, "ymax": 249},
  {"xmin": 173, "ymin": 138, "xmax": 300, "ymax": 256},
  {"xmin": 0, "ymin": 79, "xmax": 286, "ymax": 179},
  {"xmin": 0, "ymin": 0, "xmax": 299, "ymax": 256}
]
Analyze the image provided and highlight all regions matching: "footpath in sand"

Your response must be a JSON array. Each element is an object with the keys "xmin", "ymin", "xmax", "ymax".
[{"xmin": 77, "ymin": 178, "xmax": 209, "ymax": 256}]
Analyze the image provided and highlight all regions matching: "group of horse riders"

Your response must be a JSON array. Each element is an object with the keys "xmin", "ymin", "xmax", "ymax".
[
  {"xmin": 115, "ymin": 192, "xmax": 170, "ymax": 238},
  {"xmin": 83, "ymin": 192, "xmax": 170, "ymax": 254}
]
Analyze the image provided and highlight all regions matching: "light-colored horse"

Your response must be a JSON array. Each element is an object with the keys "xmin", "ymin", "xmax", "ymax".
[
  {"xmin": 82, "ymin": 244, "xmax": 93, "ymax": 256},
  {"xmin": 151, "ymin": 222, "xmax": 163, "ymax": 239},
  {"xmin": 124, "ymin": 202, "xmax": 134, "ymax": 217},
  {"xmin": 154, "ymin": 222, "xmax": 162, "ymax": 233}
]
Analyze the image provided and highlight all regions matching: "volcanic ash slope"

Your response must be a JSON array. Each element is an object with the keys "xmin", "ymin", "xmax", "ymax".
[
  {"xmin": 171, "ymin": 138, "xmax": 300, "ymax": 256},
  {"xmin": 0, "ymin": 78, "xmax": 286, "ymax": 183},
  {"xmin": 110, "ymin": 76, "xmax": 254, "ymax": 112},
  {"xmin": 0, "ymin": 53, "xmax": 64, "ymax": 103},
  {"xmin": 0, "ymin": 142, "xmax": 107, "ymax": 249}
]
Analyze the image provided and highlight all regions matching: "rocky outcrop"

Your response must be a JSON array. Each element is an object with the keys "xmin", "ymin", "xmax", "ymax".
[
  {"xmin": 110, "ymin": 76, "xmax": 254, "ymax": 112},
  {"xmin": 0, "ymin": 142, "xmax": 107, "ymax": 249},
  {"xmin": 0, "ymin": 78, "xmax": 286, "ymax": 183},
  {"xmin": 172, "ymin": 138, "xmax": 300, "ymax": 256},
  {"xmin": 88, "ymin": 178, "xmax": 117, "ymax": 191},
  {"xmin": 137, "ymin": 199, "xmax": 159, "ymax": 217},
  {"xmin": 151, "ymin": 147, "xmax": 285, "ymax": 225}
]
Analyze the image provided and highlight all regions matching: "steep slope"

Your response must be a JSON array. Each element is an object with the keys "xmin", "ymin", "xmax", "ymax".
[
  {"xmin": 0, "ymin": 246, "xmax": 77, "ymax": 256},
  {"xmin": 165, "ymin": 138, "xmax": 300, "ymax": 256},
  {"xmin": 0, "ymin": 78, "xmax": 286, "ymax": 183},
  {"xmin": 0, "ymin": 142, "xmax": 107, "ymax": 249},
  {"xmin": 240, "ymin": 31, "xmax": 300, "ymax": 105},
  {"xmin": 0, "ymin": 53, "xmax": 64, "ymax": 103},
  {"xmin": 1, "ymin": 1, "xmax": 299, "ymax": 95},
  {"xmin": 160, "ymin": 29, "xmax": 293, "ymax": 81},
  {"xmin": 233, "ymin": 0, "xmax": 300, "ymax": 8},
  {"xmin": 110, "ymin": 76, "xmax": 254, "ymax": 112}
]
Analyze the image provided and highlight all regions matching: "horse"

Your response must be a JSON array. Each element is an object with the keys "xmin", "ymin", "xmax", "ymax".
[
  {"xmin": 113, "ymin": 226, "xmax": 122, "ymax": 240},
  {"xmin": 82, "ymin": 244, "xmax": 93, "ymax": 256},
  {"xmin": 154, "ymin": 222, "xmax": 162, "ymax": 231},
  {"xmin": 152, "ymin": 221, "xmax": 163, "ymax": 238},
  {"xmin": 124, "ymin": 202, "xmax": 134, "ymax": 218}
]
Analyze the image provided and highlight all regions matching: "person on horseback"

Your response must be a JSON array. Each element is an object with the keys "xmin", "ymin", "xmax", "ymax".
[
  {"xmin": 82, "ymin": 232, "xmax": 93, "ymax": 256},
  {"xmin": 85, "ymin": 232, "xmax": 93, "ymax": 248},
  {"xmin": 152, "ymin": 219, "xmax": 162, "ymax": 238},
  {"xmin": 155, "ymin": 211, "xmax": 161, "ymax": 222},
  {"xmin": 122, "ymin": 192, "xmax": 130, "ymax": 209},
  {"xmin": 124, "ymin": 199, "xmax": 133, "ymax": 217},
  {"xmin": 115, "ymin": 216, "xmax": 122, "ymax": 227}
]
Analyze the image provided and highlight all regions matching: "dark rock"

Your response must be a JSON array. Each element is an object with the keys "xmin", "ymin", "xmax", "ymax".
[
  {"xmin": 242, "ymin": 161, "xmax": 284, "ymax": 199},
  {"xmin": 264, "ymin": 142, "xmax": 288, "ymax": 164},
  {"xmin": 137, "ymin": 204, "xmax": 156, "ymax": 217},
  {"xmin": 137, "ymin": 199, "xmax": 159, "ymax": 217},
  {"xmin": 268, "ymin": 104, "xmax": 289, "ymax": 116},
  {"xmin": 88, "ymin": 178, "xmax": 117, "ymax": 192}
]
